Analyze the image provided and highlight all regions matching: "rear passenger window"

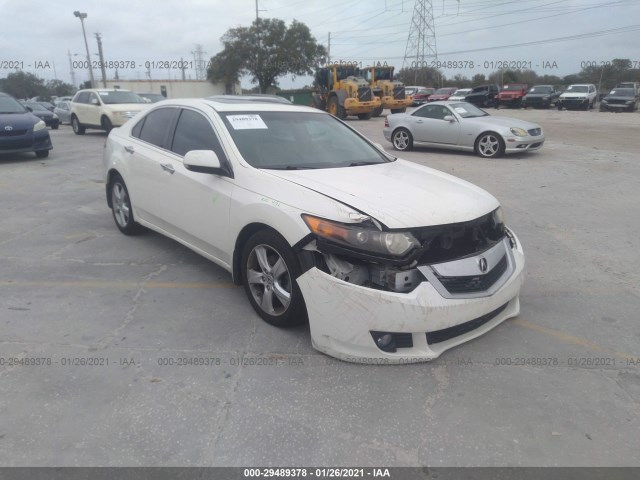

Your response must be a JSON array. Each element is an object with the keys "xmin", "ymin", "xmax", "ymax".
[
  {"xmin": 138, "ymin": 108, "xmax": 176, "ymax": 148},
  {"xmin": 171, "ymin": 109, "xmax": 225, "ymax": 160}
]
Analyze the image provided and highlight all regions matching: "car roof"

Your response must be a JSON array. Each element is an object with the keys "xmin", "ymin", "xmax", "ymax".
[
  {"xmin": 149, "ymin": 97, "xmax": 320, "ymax": 114},
  {"xmin": 77, "ymin": 88, "xmax": 132, "ymax": 93},
  {"xmin": 206, "ymin": 94, "xmax": 292, "ymax": 105}
]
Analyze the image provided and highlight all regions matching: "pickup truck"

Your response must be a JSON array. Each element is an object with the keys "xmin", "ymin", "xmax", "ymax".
[{"xmin": 498, "ymin": 84, "xmax": 528, "ymax": 108}]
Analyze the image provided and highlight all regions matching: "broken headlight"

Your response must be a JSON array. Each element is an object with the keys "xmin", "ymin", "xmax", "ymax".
[{"xmin": 302, "ymin": 214, "xmax": 420, "ymax": 257}]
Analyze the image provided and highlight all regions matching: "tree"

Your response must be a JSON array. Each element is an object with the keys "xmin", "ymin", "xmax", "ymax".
[
  {"xmin": 0, "ymin": 71, "xmax": 47, "ymax": 99},
  {"xmin": 395, "ymin": 67, "xmax": 443, "ymax": 86},
  {"xmin": 471, "ymin": 73, "xmax": 486, "ymax": 85},
  {"xmin": 46, "ymin": 79, "xmax": 75, "ymax": 97},
  {"xmin": 207, "ymin": 18, "xmax": 326, "ymax": 93}
]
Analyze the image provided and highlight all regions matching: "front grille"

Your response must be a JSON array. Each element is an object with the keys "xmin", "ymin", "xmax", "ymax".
[
  {"xmin": 436, "ymin": 254, "xmax": 508, "ymax": 295},
  {"xmin": 426, "ymin": 302, "xmax": 508, "ymax": 345},
  {"xmin": 358, "ymin": 87, "xmax": 372, "ymax": 102},
  {"xmin": 528, "ymin": 128, "xmax": 541, "ymax": 136},
  {"xmin": 606, "ymin": 99, "xmax": 627, "ymax": 105},
  {"xmin": 393, "ymin": 85, "xmax": 405, "ymax": 100},
  {"xmin": 562, "ymin": 98, "xmax": 585, "ymax": 105},
  {"xmin": 413, "ymin": 212, "xmax": 505, "ymax": 265},
  {"xmin": 0, "ymin": 129, "xmax": 28, "ymax": 137}
]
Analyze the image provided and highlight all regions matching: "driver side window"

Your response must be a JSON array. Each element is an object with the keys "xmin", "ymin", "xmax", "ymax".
[{"xmin": 414, "ymin": 105, "xmax": 450, "ymax": 120}]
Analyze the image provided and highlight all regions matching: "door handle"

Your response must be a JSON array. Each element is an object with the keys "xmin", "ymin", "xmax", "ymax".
[
  {"xmin": 416, "ymin": 120, "xmax": 424, "ymax": 123},
  {"xmin": 160, "ymin": 163, "xmax": 175, "ymax": 174},
  {"xmin": 124, "ymin": 146, "xmax": 134, "ymax": 154}
]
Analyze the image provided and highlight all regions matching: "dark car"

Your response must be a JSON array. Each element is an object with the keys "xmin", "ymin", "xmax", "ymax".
[
  {"xmin": 426, "ymin": 87, "xmax": 458, "ymax": 102},
  {"xmin": 522, "ymin": 85, "xmax": 561, "ymax": 109},
  {"xmin": 21, "ymin": 101, "xmax": 60, "ymax": 129},
  {"xmin": 465, "ymin": 84, "xmax": 500, "ymax": 108},
  {"xmin": 411, "ymin": 88, "xmax": 436, "ymax": 106},
  {"xmin": 599, "ymin": 87, "xmax": 639, "ymax": 112},
  {"xmin": 36, "ymin": 101, "xmax": 56, "ymax": 112},
  {"xmin": 0, "ymin": 92, "xmax": 52, "ymax": 158}
]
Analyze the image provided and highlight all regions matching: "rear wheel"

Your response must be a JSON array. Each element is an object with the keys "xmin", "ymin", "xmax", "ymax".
[
  {"xmin": 52, "ymin": 124, "xmax": 59, "ymax": 130},
  {"xmin": 392, "ymin": 128, "xmax": 413, "ymax": 151},
  {"xmin": 372, "ymin": 105, "xmax": 384, "ymax": 117},
  {"xmin": 35, "ymin": 150, "xmax": 49, "ymax": 158},
  {"xmin": 391, "ymin": 108, "xmax": 406, "ymax": 114},
  {"xmin": 327, "ymin": 96, "xmax": 346, "ymax": 119},
  {"xmin": 109, "ymin": 174, "xmax": 143, "ymax": 235},
  {"xmin": 101, "ymin": 116, "xmax": 113, "ymax": 133},
  {"xmin": 475, "ymin": 132, "xmax": 504, "ymax": 158},
  {"xmin": 241, "ymin": 230, "xmax": 307, "ymax": 327},
  {"xmin": 71, "ymin": 116, "xmax": 85, "ymax": 135},
  {"xmin": 357, "ymin": 112, "xmax": 373, "ymax": 120}
]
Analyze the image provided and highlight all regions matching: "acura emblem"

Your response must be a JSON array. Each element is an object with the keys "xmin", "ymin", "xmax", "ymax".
[
  {"xmin": 477, "ymin": 257, "xmax": 488, "ymax": 273},
  {"xmin": 4, "ymin": 126, "xmax": 13, "ymax": 131}
]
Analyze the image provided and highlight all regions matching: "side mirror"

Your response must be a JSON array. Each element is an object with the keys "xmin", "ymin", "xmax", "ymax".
[
  {"xmin": 184, "ymin": 150, "xmax": 224, "ymax": 175},
  {"xmin": 443, "ymin": 115, "xmax": 455, "ymax": 122}
]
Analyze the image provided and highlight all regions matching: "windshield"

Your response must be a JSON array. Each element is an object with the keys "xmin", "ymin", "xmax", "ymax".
[
  {"xmin": 221, "ymin": 111, "xmax": 392, "ymax": 170},
  {"xmin": 501, "ymin": 85, "xmax": 525, "ymax": 91},
  {"xmin": 98, "ymin": 91, "xmax": 145, "ymax": 104},
  {"xmin": 374, "ymin": 69, "xmax": 392, "ymax": 81},
  {"xmin": 529, "ymin": 86, "xmax": 552, "ymax": 93},
  {"xmin": 471, "ymin": 86, "xmax": 488, "ymax": 93},
  {"xmin": 434, "ymin": 88, "xmax": 455, "ymax": 95},
  {"xmin": 448, "ymin": 102, "xmax": 489, "ymax": 118},
  {"xmin": 608, "ymin": 88, "xmax": 634, "ymax": 96},
  {"xmin": 452, "ymin": 89, "xmax": 470, "ymax": 96},
  {"xmin": 416, "ymin": 88, "xmax": 434, "ymax": 95},
  {"xmin": 26, "ymin": 102, "xmax": 48, "ymax": 112},
  {"xmin": 0, "ymin": 96, "xmax": 28, "ymax": 114},
  {"xmin": 566, "ymin": 85, "xmax": 588, "ymax": 93}
]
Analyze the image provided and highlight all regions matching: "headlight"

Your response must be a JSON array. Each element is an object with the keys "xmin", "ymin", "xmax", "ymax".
[
  {"xmin": 33, "ymin": 120, "xmax": 46, "ymax": 132},
  {"xmin": 626, "ymin": 100, "xmax": 634, "ymax": 104},
  {"xmin": 302, "ymin": 214, "xmax": 420, "ymax": 257},
  {"xmin": 510, "ymin": 127, "xmax": 528, "ymax": 137},
  {"xmin": 542, "ymin": 96, "xmax": 550, "ymax": 100},
  {"xmin": 52, "ymin": 114, "xmax": 59, "ymax": 119},
  {"xmin": 601, "ymin": 99, "xmax": 608, "ymax": 104}
]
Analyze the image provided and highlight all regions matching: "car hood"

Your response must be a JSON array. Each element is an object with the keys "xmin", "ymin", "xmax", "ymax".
[
  {"xmin": 525, "ymin": 93, "xmax": 553, "ymax": 97},
  {"xmin": 464, "ymin": 115, "xmax": 538, "ymax": 130},
  {"xmin": 429, "ymin": 95, "xmax": 449, "ymax": 100},
  {"xmin": 264, "ymin": 159, "xmax": 499, "ymax": 228},
  {"xmin": 466, "ymin": 91, "xmax": 489, "ymax": 97},
  {"xmin": 560, "ymin": 92, "xmax": 589, "ymax": 98},
  {"xmin": 0, "ymin": 112, "xmax": 39, "ymax": 128},
  {"xmin": 603, "ymin": 95, "xmax": 635, "ymax": 101}
]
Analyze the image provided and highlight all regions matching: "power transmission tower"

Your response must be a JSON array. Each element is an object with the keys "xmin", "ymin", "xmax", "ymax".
[
  {"xmin": 402, "ymin": 0, "xmax": 438, "ymax": 82},
  {"xmin": 191, "ymin": 44, "xmax": 207, "ymax": 81}
]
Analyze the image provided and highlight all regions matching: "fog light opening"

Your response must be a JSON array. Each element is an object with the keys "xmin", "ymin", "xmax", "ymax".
[{"xmin": 370, "ymin": 331, "xmax": 397, "ymax": 353}]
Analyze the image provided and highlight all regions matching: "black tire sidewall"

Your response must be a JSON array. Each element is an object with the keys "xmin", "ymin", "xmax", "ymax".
[
  {"xmin": 392, "ymin": 128, "xmax": 412, "ymax": 151},
  {"xmin": 241, "ymin": 230, "xmax": 307, "ymax": 327}
]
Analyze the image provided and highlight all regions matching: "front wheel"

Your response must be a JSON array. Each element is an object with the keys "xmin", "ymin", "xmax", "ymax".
[
  {"xmin": 475, "ymin": 132, "xmax": 504, "ymax": 158},
  {"xmin": 101, "ymin": 116, "xmax": 113, "ymax": 133},
  {"xmin": 357, "ymin": 112, "xmax": 373, "ymax": 120},
  {"xmin": 390, "ymin": 108, "xmax": 406, "ymax": 114},
  {"xmin": 327, "ymin": 96, "xmax": 346, "ymax": 119},
  {"xmin": 109, "ymin": 174, "xmax": 143, "ymax": 235},
  {"xmin": 241, "ymin": 230, "xmax": 307, "ymax": 327},
  {"xmin": 392, "ymin": 128, "xmax": 413, "ymax": 151},
  {"xmin": 71, "ymin": 116, "xmax": 85, "ymax": 135},
  {"xmin": 35, "ymin": 150, "xmax": 49, "ymax": 158},
  {"xmin": 372, "ymin": 105, "xmax": 384, "ymax": 117}
]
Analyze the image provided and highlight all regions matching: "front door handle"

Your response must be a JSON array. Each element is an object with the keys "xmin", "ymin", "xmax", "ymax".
[
  {"xmin": 124, "ymin": 146, "xmax": 134, "ymax": 154},
  {"xmin": 416, "ymin": 120, "xmax": 424, "ymax": 123},
  {"xmin": 160, "ymin": 163, "xmax": 175, "ymax": 174}
]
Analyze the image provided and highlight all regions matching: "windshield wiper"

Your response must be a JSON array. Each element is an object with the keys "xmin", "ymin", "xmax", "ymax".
[{"xmin": 348, "ymin": 161, "xmax": 383, "ymax": 167}]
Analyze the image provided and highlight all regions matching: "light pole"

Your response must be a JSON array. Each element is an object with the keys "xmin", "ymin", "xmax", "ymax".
[{"xmin": 73, "ymin": 10, "xmax": 95, "ymax": 87}]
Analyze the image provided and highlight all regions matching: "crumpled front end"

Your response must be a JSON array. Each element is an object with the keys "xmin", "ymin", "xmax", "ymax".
[{"xmin": 296, "ymin": 226, "xmax": 525, "ymax": 364}]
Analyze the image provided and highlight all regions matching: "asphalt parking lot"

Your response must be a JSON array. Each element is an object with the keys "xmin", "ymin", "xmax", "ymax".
[{"xmin": 1, "ymin": 107, "xmax": 639, "ymax": 467}]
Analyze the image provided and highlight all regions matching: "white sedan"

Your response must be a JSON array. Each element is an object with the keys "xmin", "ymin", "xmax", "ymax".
[
  {"xmin": 103, "ymin": 97, "xmax": 525, "ymax": 363},
  {"xmin": 384, "ymin": 101, "xmax": 545, "ymax": 158}
]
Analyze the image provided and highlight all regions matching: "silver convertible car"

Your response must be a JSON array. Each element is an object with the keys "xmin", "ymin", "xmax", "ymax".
[{"xmin": 383, "ymin": 101, "xmax": 544, "ymax": 158}]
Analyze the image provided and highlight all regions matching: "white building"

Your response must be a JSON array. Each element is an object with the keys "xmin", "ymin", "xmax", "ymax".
[{"xmin": 104, "ymin": 79, "xmax": 240, "ymax": 99}]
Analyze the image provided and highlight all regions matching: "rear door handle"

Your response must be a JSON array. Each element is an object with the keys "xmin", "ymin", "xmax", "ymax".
[
  {"xmin": 124, "ymin": 146, "xmax": 134, "ymax": 154},
  {"xmin": 416, "ymin": 120, "xmax": 424, "ymax": 123},
  {"xmin": 160, "ymin": 163, "xmax": 175, "ymax": 174}
]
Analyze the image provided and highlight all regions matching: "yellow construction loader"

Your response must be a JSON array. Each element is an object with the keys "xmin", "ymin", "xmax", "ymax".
[{"xmin": 362, "ymin": 65, "xmax": 412, "ymax": 117}]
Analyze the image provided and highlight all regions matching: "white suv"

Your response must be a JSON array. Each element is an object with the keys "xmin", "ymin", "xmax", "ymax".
[
  {"xmin": 70, "ymin": 88, "xmax": 147, "ymax": 134},
  {"xmin": 557, "ymin": 84, "xmax": 597, "ymax": 110}
]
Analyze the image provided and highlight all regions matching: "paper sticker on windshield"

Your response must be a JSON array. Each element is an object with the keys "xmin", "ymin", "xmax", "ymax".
[
  {"xmin": 227, "ymin": 114, "xmax": 268, "ymax": 130},
  {"xmin": 454, "ymin": 107, "xmax": 467, "ymax": 113},
  {"xmin": 610, "ymin": 90, "xmax": 616, "ymax": 94},
  {"xmin": 99, "ymin": 92, "xmax": 109, "ymax": 96}
]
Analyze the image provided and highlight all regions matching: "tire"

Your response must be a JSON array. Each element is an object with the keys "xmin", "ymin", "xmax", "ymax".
[
  {"xmin": 392, "ymin": 128, "xmax": 413, "ymax": 151},
  {"xmin": 327, "ymin": 96, "xmax": 346, "ymax": 119},
  {"xmin": 241, "ymin": 230, "xmax": 307, "ymax": 327},
  {"xmin": 390, "ymin": 108, "xmax": 406, "ymax": 114},
  {"xmin": 35, "ymin": 150, "xmax": 49, "ymax": 158},
  {"xmin": 475, "ymin": 132, "xmax": 504, "ymax": 158},
  {"xmin": 109, "ymin": 174, "xmax": 143, "ymax": 235},
  {"xmin": 71, "ymin": 116, "xmax": 85, "ymax": 135},
  {"xmin": 52, "ymin": 124, "xmax": 59, "ymax": 130},
  {"xmin": 372, "ymin": 105, "xmax": 384, "ymax": 117},
  {"xmin": 101, "ymin": 116, "xmax": 113, "ymax": 133},
  {"xmin": 557, "ymin": 104, "xmax": 563, "ymax": 111},
  {"xmin": 357, "ymin": 112, "xmax": 373, "ymax": 120}
]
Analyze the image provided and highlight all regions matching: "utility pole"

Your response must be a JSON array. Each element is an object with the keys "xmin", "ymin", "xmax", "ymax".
[
  {"xmin": 95, "ymin": 33, "xmax": 108, "ymax": 87},
  {"xmin": 73, "ymin": 11, "xmax": 95, "ymax": 87},
  {"xmin": 402, "ymin": 0, "xmax": 438, "ymax": 84},
  {"xmin": 180, "ymin": 57, "xmax": 187, "ymax": 80},
  {"xmin": 191, "ymin": 44, "xmax": 207, "ymax": 81},
  {"xmin": 67, "ymin": 51, "xmax": 77, "ymax": 87},
  {"xmin": 327, "ymin": 32, "xmax": 331, "ymax": 64}
]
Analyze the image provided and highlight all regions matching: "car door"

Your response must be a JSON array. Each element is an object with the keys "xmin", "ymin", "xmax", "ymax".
[
  {"xmin": 85, "ymin": 92, "xmax": 103, "ymax": 125},
  {"xmin": 410, "ymin": 104, "xmax": 460, "ymax": 145},
  {"xmin": 156, "ymin": 107, "xmax": 235, "ymax": 265}
]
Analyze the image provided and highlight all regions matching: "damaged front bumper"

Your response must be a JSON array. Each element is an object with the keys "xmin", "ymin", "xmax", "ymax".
[{"xmin": 296, "ymin": 231, "xmax": 525, "ymax": 364}]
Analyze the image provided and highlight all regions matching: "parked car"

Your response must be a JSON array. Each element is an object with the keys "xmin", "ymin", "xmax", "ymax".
[
  {"xmin": 427, "ymin": 87, "xmax": 458, "ymax": 102},
  {"xmin": 497, "ymin": 84, "xmax": 528, "ymax": 108},
  {"xmin": 404, "ymin": 86, "xmax": 422, "ymax": 97},
  {"xmin": 0, "ymin": 92, "xmax": 52, "ymax": 158},
  {"xmin": 384, "ymin": 101, "xmax": 544, "ymax": 158},
  {"xmin": 70, "ymin": 88, "xmax": 147, "ymax": 134},
  {"xmin": 35, "ymin": 101, "xmax": 56, "ymax": 112},
  {"xmin": 599, "ymin": 87, "xmax": 639, "ymax": 112},
  {"xmin": 557, "ymin": 84, "xmax": 597, "ymax": 110},
  {"xmin": 464, "ymin": 84, "xmax": 500, "ymax": 108},
  {"xmin": 20, "ymin": 101, "xmax": 60, "ymax": 129},
  {"xmin": 522, "ymin": 85, "xmax": 560, "ymax": 109},
  {"xmin": 137, "ymin": 93, "xmax": 166, "ymax": 103},
  {"xmin": 103, "ymin": 97, "xmax": 525, "ymax": 363},
  {"xmin": 411, "ymin": 87, "xmax": 436, "ymax": 106},
  {"xmin": 53, "ymin": 96, "xmax": 73, "ymax": 106},
  {"xmin": 448, "ymin": 88, "xmax": 472, "ymax": 101},
  {"xmin": 53, "ymin": 101, "xmax": 72, "ymax": 124}
]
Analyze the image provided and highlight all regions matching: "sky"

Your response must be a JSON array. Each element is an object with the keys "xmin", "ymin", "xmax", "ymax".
[{"xmin": 1, "ymin": 0, "xmax": 639, "ymax": 90}]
